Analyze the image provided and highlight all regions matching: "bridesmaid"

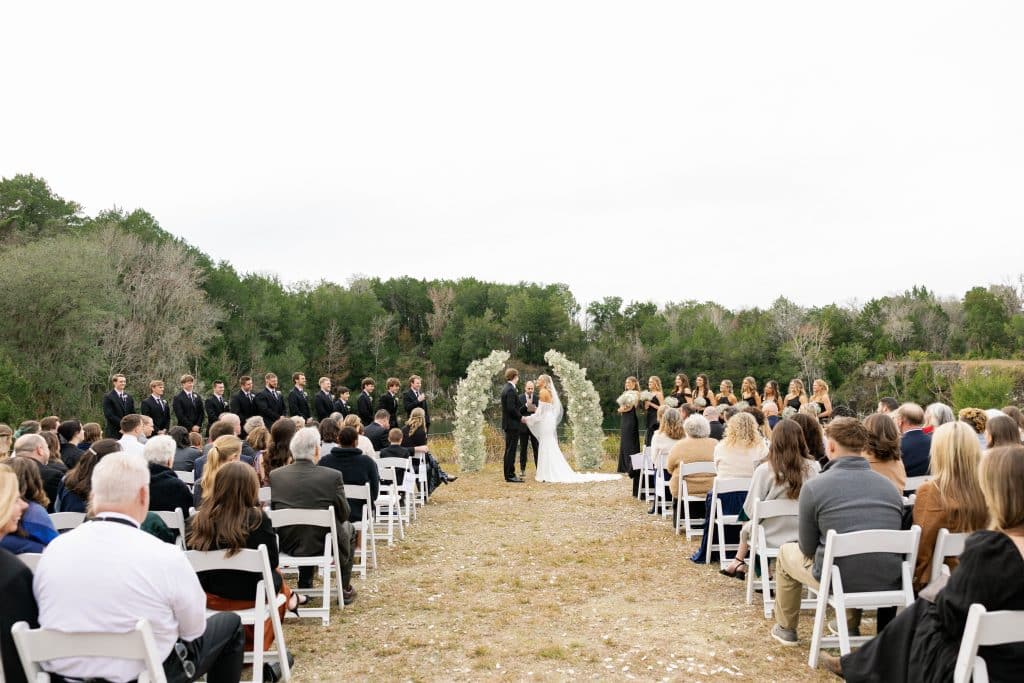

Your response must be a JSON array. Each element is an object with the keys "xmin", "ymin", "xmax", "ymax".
[
  {"xmin": 784, "ymin": 379, "xmax": 808, "ymax": 413},
  {"xmin": 692, "ymin": 374, "xmax": 716, "ymax": 407},
  {"xmin": 810, "ymin": 379, "xmax": 833, "ymax": 422},
  {"xmin": 670, "ymin": 374, "xmax": 693, "ymax": 406},
  {"xmin": 617, "ymin": 376, "xmax": 641, "ymax": 473},
  {"xmin": 762, "ymin": 380, "xmax": 783, "ymax": 411},
  {"xmin": 716, "ymin": 379, "xmax": 738, "ymax": 407},
  {"xmin": 643, "ymin": 376, "xmax": 664, "ymax": 447},
  {"xmin": 740, "ymin": 376, "xmax": 761, "ymax": 407}
]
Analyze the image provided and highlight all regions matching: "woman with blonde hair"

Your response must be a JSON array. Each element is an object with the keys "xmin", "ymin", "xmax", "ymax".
[
  {"xmin": 0, "ymin": 463, "xmax": 37, "ymax": 683},
  {"xmin": 618, "ymin": 376, "xmax": 642, "ymax": 473},
  {"xmin": 341, "ymin": 413, "xmax": 375, "ymax": 457},
  {"xmin": 784, "ymin": 378, "xmax": 807, "ymax": 413},
  {"xmin": 245, "ymin": 425, "xmax": 271, "ymax": 485},
  {"xmin": 809, "ymin": 379, "xmax": 833, "ymax": 421},
  {"xmin": 194, "ymin": 434, "xmax": 242, "ymax": 507},
  {"xmin": 643, "ymin": 376, "xmax": 664, "ymax": 447},
  {"xmin": 649, "ymin": 407, "xmax": 686, "ymax": 514},
  {"xmin": 740, "ymin": 377, "xmax": 761, "ymax": 407},
  {"xmin": 862, "ymin": 413, "xmax": 906, "ymax": 493},
  {"xmin": 0, "ymin": 424, "xmax": 13, "ymax": 458},
  {"xmin": 713, "ymin": 412, "xmax": 769, "ymax": 478},
  {"xmin": 716, "ymin": 379, "xmax": 738, "ymax": 407},
  {"xmin": 403, "ymin": 406, "xmax": 455, "ymax": 489}
]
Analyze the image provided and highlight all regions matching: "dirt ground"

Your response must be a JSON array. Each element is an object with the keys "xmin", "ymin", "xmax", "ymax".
[{"xmin": 284, "ymin": 462, "xmax": 836, "ymax": 682}]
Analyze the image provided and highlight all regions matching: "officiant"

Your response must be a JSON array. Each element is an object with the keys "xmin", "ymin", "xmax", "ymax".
[{"xmin": 518, "ymin": 380, "xmax": 539, "ymax": 478}]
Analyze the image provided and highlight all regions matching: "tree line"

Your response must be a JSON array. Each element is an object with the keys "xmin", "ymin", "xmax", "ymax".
[{"xmin": 2, "ymin": 173, "xmax": 1022, "ymax": 426}]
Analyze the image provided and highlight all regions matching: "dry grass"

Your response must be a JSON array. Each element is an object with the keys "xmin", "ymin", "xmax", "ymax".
[{"xmin": 284, "ymin": 459, "xmax": 835, "ymax": 682}]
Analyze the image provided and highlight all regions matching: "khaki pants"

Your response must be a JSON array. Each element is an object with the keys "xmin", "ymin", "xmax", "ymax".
[{"xmin": 775, "ymin": 542, "xmax": 864, "ymax": 632}]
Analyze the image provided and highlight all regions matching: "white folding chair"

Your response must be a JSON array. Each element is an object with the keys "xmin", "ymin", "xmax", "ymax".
[
  {"xmin": 176, "ymin": 470, "xmax": 195, "ymax": 486},
  {"xmin": 268, "ymin": 506, "xmax": 344, "ymax": 625},
  {"xmin": 953, "ymin": 603, "xmax": 1024, "ymax": 683},
  {"xmin": 258, "ymin": 487, "xmax": 272, "ymax": 505},
  {"xmin": 376, "ymin": 459, "xmax": 410, "ymax": 542},
  {"xmin": 344, "ymin": 484, "xmax": 378, "ymax": 579},
  {"xmin": 150, "ymin": 507, "xmax": 187, "ymax": 550},
  {"xmin": 411, "ymin": 454, "xmax": 428, "ymax": 507},
  {"xmin": 634, "ymin": 447, "xmax": 654, "ymax": 501},
  {"xmin": 49, "ymin": 512, "xmax": 86, "ymax": 532},
  {"xmin": 704, "ymin": 477, "xmax": 750, "ymax": 567},
  {"xmin": 651, "ymin": 451, "xmax": 671, "ymax": 519},
  {"xmin": 903, "ymin": 475, "xmax": 931, "ymax": 496},
  {"xmin": 11, "ymin": 618, "xmax": 167, "ymax": 683},
  {"xmin": 185, "ymin": 544, "xmax": 290, "ymax": 682},
  {"xmin": 931, "ymin": 528, "xmax": 970, "ymax": 585},
  {"xmin": 18, "ymin": 553, "xmax": 43, "ymax": 572},
  {"xmin": 807, "ymin": 526, "xmax": 922, "ymax": 668},
  {"xmin": 674, "ymin": 462, "xmax": 716, "ymax": 539},
  {"xmin": 744, "ymin": 498, "xmax": 802, "ymax": 618}
]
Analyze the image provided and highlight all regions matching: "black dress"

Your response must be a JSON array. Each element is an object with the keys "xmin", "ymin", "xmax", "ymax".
[
  {"xmin": 644, "ymin": 395, "xmax": 661, "ymax": 447},
  {"xmin": 402, "ymin": 425, "xmax": 446, "ymax": 493},
  {"xmin": 840, "ymin": 530, "xmax": 1024, "ymax": 682},
  {"xmin": 716, "ymin": 393, "xmax": 737, "ymax": 406},
  {"xmin": 786, "ymin": 396, "xmax": 802, "ymax": 412},
  {"xmin": 1, "ymin": 546, "xmax": 37, "ymax": 683},
  {"xmin": 618, "ymin": 405, "xmax": 640, "ymax": 473}
]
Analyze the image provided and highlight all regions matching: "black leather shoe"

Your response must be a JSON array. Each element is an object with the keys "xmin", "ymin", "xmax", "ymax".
[
  {"xmin": 446, "ymin": 476, "xmax": 458, "ymax": 483},
  {"xmin": 506, "ymin": 476, "xmax": 524, "ymax": 483}
]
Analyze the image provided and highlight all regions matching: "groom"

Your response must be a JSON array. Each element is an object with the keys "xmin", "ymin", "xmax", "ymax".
[{"xmin": 501, "ymin": 368, "xmax": 524, "ymax": 483}]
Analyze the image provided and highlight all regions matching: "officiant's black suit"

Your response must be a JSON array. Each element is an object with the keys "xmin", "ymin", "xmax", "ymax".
[
  {"xmin": 501, "ymin": 382, "xmax": 522, "ymax": 481},
  {"xmin": 519, "ymin": 391, "xmax": 539, "ymax": 472}
]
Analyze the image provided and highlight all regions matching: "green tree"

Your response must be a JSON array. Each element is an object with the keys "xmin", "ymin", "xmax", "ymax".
[
  {"xmin": 963, "ymin": 287, "xmax": 1010, "ymax": 356},
  {"xmin": 0, "ymin": 173, "xmax": 84, "ymax": 242}
]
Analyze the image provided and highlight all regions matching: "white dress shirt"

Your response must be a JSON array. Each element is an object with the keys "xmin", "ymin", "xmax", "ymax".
[
  {"xmin": 117, "ymin": 434, "xmax": 145, "ymax": 458},
  {"xmin": 33, "ymin": 512, "xmax": 206, "ymax": 682}
]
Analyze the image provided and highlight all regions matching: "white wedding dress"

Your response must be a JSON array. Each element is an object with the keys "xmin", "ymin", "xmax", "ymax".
[{"xmin": 524, "ymin": 389, "xmax": 621, "ymax": 484}]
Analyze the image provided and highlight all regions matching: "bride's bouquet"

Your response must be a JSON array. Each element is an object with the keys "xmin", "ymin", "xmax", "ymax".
[{"xmin": 616, "ymin": 390, "xmax": 639, "ymax": 409}]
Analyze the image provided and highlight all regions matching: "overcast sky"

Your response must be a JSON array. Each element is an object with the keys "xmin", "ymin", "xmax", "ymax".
[{"xmin": 3, "ymin": 2, "xmax": 1022, "ymax": 311}]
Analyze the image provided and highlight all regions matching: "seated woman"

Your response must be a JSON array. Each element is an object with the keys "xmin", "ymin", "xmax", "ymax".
[
  {"xmin": 923, "ymin": 403, "xmax": 954, "ymax": 435},
  {"xmin": 713, "ymin": 412, "xmax": 769, "ymax": 479},
  {"xmin": 743, "ymin": 405, "xmax": 772, "ymax": 445},
  {"xmin": 862, "ymin": 413, "xmax": 906, "ymax": 494},
  {"xmin": 0, "ymin": 457, "xmax": 58, "ymax": 554},
  {"xmin": 911, "ymin": 422, "xmax": 988, "ymax": 592},
  {"xmin": 186, "ymin": 461, "xmax": 296, "ymax": 655},
  {"xmin": 985, "ymin": 414, "xmax": 1020, "ymax": 452},
  {"xmin": 648, "ymin": 407, "xmax": 685, "ymax": 514},
  {"xmin": 54, "ymin": 439, "xmax": 121, "ymax": 512},
  {"xmin": 720, "ymin": 420, "xmax": 820, "ymax": 579},
  {"xmin": 667, "ymin": 415, "xmax": 718, "ymax": 502},
  {"xmin": 341, "ymin": 414, "xmax": 376, "ymax": 458},
  {"xmin": 194, "ymin": 435, "xmax": 242, "ymax": 508},
  {"xmin": 402, "ymin": 407, "xmax": 455, "ymax": 493},
  {"xmin": 958, "ymin": 407, "xmax": 988, "ymax": 450},
  {"xmin": 824, "ymin": 445, "xmax": 1024, "ymax": 680},
  {"xmin": 792, "ymin": 412, "xmax": 827, "ymax": 467},
  {"xmin": 0, "ymin": 463, "xmax": 37, "ymax": 683},
  {"xmin": 169, "ymin": 425, "xmax": 201, "ymax": 472},
  {"xmin": 259, "ymin": 419, "xmax": 295, "ymax": 487},
  {"xmin": 245, "ymin": 425, "xmax": 271, "ymax": 485}
]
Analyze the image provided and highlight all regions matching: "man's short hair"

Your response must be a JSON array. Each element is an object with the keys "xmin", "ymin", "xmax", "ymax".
[
  {"xmin": 386, "ymin": 377, "xmax": 400, "ymax": 389},
  {"xmin": 13, "ymin": 434, "xmax": 45, "ymax": 456},
  {"xmin": 142, "ymin": 435, "xmax": 176, "ymax": 465},
  {"xmin": 361, "ymin": 377, "xmax": 375, "ymax": 389},
  {"xmin": 374, "ymin": 409, "xmax": 390, "ymax": 421},
  {"xmin": 149, "ymin": 380, "xmax": 164, "ymax": 390},
  {"xmin": 339, "ymin": 426, "xmax": 359, "ymax": 447},
  {"xmin": 878, "ymin": 397, "xmax": 899, "ymax": 412},
  {"xmin": 239, "ymin": 375, "xmax": 252, "ymax": 386},
  {"xmin": 209, "ymin": 420, "xmax": 234, "ymax": 440},
  {"xmin": 219, "ymin": 412, "xmax": 240, "ymax": 427},
  {"xmin": 213, "ymin": 380, "xmax": 225, "ymax": 388},
  {"xmin": 290, "ymin": 427, "xmax": 321, "ymax": 462},
  {"xmin": 180, "ymin": 374, "xmax": 195, "ymax": 385},
  {"xmin": 408, "ymin": 375, "xmax": 421, "ymax": 385},
  {"xmin": 265, "ymin": 373, "xmax": 277, "ymax": 382},
  {"xmin": 318, "ymin": 376, "xmax": 330, "ymax": 386},
  {"xmin": 140, "ymin": 415, "xmax": 154, "ymax": 427},
  {"xmin": 338, "ymin": 386, "xmax": 350, "ymax": 395},
  {"xmin": 825, "ymin": 417, "xmax": 869, "ymax": 452},
  {"xmin": 897, "ymin": 402, "xmax": 925, "ymax": 426},
  {"xmin": 110, "ymin": 373, "xmax": 125, "ymax": 385},
  {"xmin": 58, "ymin": 420, "xmax": 82, "ymax": 442},
  {"xmin": 120, "ymin": 414, "xmax": 143, "ymax": 433},
  {"xmin": 292, "ymin": 372, "xmax": 304, "ymax": 383},
  {"xmin": 40, "ymin": 416, "xmax": 60, "ymax": 432},
  {"xmin": 91, "ymin": 452, "xmax": 149, "ymax": 508},
  {"xmin": 388, "ymin": 428, "xmax": 403, "ymax": 443},
  {"xmin": 505, "ymin": 368, "xmax": 518, "ymax": 381}
]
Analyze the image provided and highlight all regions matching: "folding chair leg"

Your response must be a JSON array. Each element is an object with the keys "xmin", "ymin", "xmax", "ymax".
[{"xmin": 807, "ymin": 584, "xmax": 830, "ymax": 668}]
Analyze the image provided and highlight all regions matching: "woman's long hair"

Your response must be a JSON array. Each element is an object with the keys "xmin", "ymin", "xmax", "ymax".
[
  {"xmin": 767, "ymin": 420, "xmax": 813, "ymax": 499},
  {"xmin": 762, "ymin": 380, "xmax": 782, "ymax": 407},
  {"xmin": 405, "ymin": 407, "xmax": 426, "ymax": 435},
  {"xmin": 200, "ymin": 435, "xmax": 242, "ymax": 500},
  {"xmin": 741, "ymin": 376, "xmax": 758, "ymax": 399},
  {"xmin": 674, "ymin": 374, "xmax": 691, "ymax": 396},
  {"xmin": 8, "ymin": 456, "xmax": 49, "ymax": 508},
  {"xmin": 979, "ymin": 445, "xmax": 1024, "ymax": 531},
  {"xmin": 931, "ymin": 422, "xmax": 989, "ymax": 532},
  {"xmin": 63, "ymin": 438, "xmax": 121, "ymax": 499},
  {"xmin": 262, "ymin": 418, "xmax": 296, "ymax": 482},
  {"xmin": 694, "ymin": 374, "xmax": 712, "ymax": 400},
  {"xmin": 187, "ymin": 461, "xmax": 261, "ymax": 556},
  {"xmin": 986, "ymin": 414, "xmax": 1021, "ymax": 449},
  {"xmin": 863, "ymin": 413, "xmax": 901, "ymax": 462},
  {"xmin": 791, "ymin": 413, "xmax": 825, "ymax": 464},
  {"xmin": 648, "ymin": 376, "xmax": 663, "ymax": 394}
]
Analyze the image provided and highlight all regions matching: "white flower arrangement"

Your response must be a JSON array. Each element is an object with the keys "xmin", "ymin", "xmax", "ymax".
[
  {"xmin": 693, "ymin": 396, "xmax": 707, "ymax": 408},
  {"xmin": 616, "ymin": 391, "xmax": 639, "ymax": 409},
  {"xmin": 544, "ymin": 349, "xmax": 604, "ymax": 471},
  {"xmin": 781, "ymin": 406, "xmax": 798, "ymax": 419},
  {"xmin": 453, "ymin": 350, "xmax": 511, "ymax": 472},
  {"xmin": 639, "ymin": 390, "xmax": 654, "ymax": 402},
  {"xmin": 664, "ymin": 396, "xmax": 679, "ymax": 408}
]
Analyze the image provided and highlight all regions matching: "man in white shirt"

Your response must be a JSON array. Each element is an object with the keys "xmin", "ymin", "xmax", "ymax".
[
  {"xmin": 33, "ymin": 451, "xmax": 245, "ymax": 683},
  {"xmin": 116, "ymin": 414, "xmax": 147, "ymax": 458}
]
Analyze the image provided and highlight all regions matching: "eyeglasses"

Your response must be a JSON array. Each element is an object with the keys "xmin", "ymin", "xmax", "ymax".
[{"xmin": 174, "ymin": 642, "xmax": 196, "ymax": 678}]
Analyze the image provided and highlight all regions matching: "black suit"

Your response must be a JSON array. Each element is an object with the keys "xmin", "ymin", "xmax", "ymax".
[
  {"xmin": 334, "ymin": 398, "xmax": 351, "ymax": 417},
  {"xmin": 254, "ymin": 387, "xmax": 286, "ymax": 429},
  {"xmin": 141, "ymin": 395, "xmax": 171, "ymax": 433},
  {"xmin": 709, "ymin": 421, "xmax": 725, "ymax": 440},
  {"xmin": 379, "ymin": 392, "xmax": 399, "ymax": 429},
  {"xmin": 205, "ymin": 393, "xmax": 229, "ymax": 426},
  {"xmin": 402, "ymin": 389, "xmax": 430, "ymax": 428},
  {"xmin": 364, "ymin": 422, "xmax": 389, "ymax": 452},
  {"xmin": 519, "ymin": 391, "xmax": 539, "ymax": 471},
  {"xmin": 901, "ymin": 429, "xmax": 932, "ymax": 478},
  {"xmin": 37, "ymin": 461, "xmax": 64, "ymax": 513},
  {"xmin": 288, "ymin": 387, "xmax": 310, "ymax": 420},
  {"xmin": 500, "ymin": 382, "xmax": 521, "ymax": 481},
  {"xmin": 101, "ymin": 389, "xmax": 134, "ymax": 438},
  {"xmin": 228, "ymin": 390, "xmax": 257, "ymax": 426},
  {"xmin": 172, "ymin": 390, "xmax": 204, "ymax": 432},
  {"xmin": 356, "ymin": 391, "xmax": 374, "ymax": 426},
  {"xmin": 314, "ymin": 390, "xmax": 335, "ymax": 421},
  {"xmin": 319, "ymin": 447, "xmax": 380, "ymax": 524}
]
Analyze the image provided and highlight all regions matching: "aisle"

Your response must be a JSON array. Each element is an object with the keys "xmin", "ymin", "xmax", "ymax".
[{"xmin": 287, "ymin": 464, "xmax": 832, "ymax": 681}]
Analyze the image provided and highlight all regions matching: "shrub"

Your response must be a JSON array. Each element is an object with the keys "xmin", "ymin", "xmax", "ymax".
[{"xmin": 951, "ymin": 370, "xmax": 1014, "ymax": 411}]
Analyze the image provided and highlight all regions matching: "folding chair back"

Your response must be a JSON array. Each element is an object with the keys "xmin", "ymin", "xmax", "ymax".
[
  {"xmin": 704, "ymin": 477, "xmax": 750, "ymax": 566},
  {"xmin": 651, "ymin": 450, "xmax": 671, "ymax": 518},
  {"xmin": 675, "ymin": 461, "xmax": 716, "ymax": 539},
  {"xmin": 635, "ymin": 447, "xmax": 654, "ymax": 501},
  {"xmin": 903, "ymin": 475, "xmax": 931, "ymax": 495},
  {"xmin": 931, "ymin": 528, "xmax": 970, "ymax": 584},
  {"xmin": 953, "ymin": 603, "xmax": 1024, "ymax": 683},
  {"xmin": 49, "ymin": 512, "xmax": 86, "ymax": 532},
  {"xmin": 267, "ymin": 506, "xmax": 344, "ymax": 624},
  {"xmin": 11, "ymin": 618, "xmax": 167, "ymax": 683},
  {"xmin": 150, "ymin": 508, "xmax": 187, "ymax": 549},
  {"xmin": 18, "ymin": 552, "xmax": 43, "ymax": 572},
  {"xmin": 176, "ymin": 470, "xmax": 195, "ymax": 486},
  {"xmin": 744, "ymin": 497, "xmax": 800, "ymax": 616},
  {"xmin": 258, "ymin": 487, "xmax": 272, "ymax": 504},
  {"xmin": 345, "ymin": 484, "xmax": 378, "ymax": 578},
  {"xmin": 375, "ymin": 461, "xmax": 405, "ymax": 544}
]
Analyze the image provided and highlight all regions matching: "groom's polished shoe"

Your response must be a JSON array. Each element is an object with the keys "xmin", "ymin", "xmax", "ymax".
[{"xmin": 506, "ymin": 476, "xmax": 525, "ymax": 483}]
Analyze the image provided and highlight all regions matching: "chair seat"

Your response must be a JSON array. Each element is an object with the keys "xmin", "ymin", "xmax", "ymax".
[
  {"xmin": 830, "ymin": 590, "xmax": 909, "ymax": 609},
  {"xmin": 205, "ymin": 593, "xmax": 287, "ymax": 625},
  {"xmin": 279, "ymin": 553, "xmax": 329, "ymax": 567}
]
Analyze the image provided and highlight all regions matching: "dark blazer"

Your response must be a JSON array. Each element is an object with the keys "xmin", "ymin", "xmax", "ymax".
[
  {"xmin": 364, "ymin": 422, "xmax": 390, "ymax": 452},
  {"xmin": 519, "ymin": 391, "xmax": 537, "ymax": 434},
  {"xmin": 228, "ymin": 390, "xmax": 258, "ymax": 426},
  {"xmin": 148, "ymin": 463, "xmax": 194, "ymax": 515},
  {"xmin": 38, "ymin": 461, "xmax": 64, "ymax": 513},
  {"xmin": 288, "ymin": 387, "xmax": 310, "ymax": 420},
  {"xmin": 140, "ymin": 395, "xmax": 171, "ymax": 433},
  {"xmin": 709, "ymin": 421, "xmax": 725, "ymax": 440},
  {"xmin": 379, "ymin": 392, "xmax": 399, "ymax": 429},
  {"xmin": 334, "ymin": 398, "xmax": 351, "ymax": 417},
  {"xmin": 314, "ymin": 390, "xmax": 335, "ymax": 421},
  {"xmin": 60, "ymin": 442, "xmax": 84, "ymax": 469},
  {"xmin": 901, "ymin": 429, "xmax": 932, "ymax": 478},
  {"xmin": 319, "ymin": 447, "xmax": 380, "ymax": 523},
  {"xmin": 204, "ymin": 393, "xmax": 229, "ymax": 425},
  {"xmin": 269, "ymin": 459, "xmax": 351, "ymax": 557},
  {"xmin": 172, "ymin": 390, "xmax": 204, "ymax": 432},
  {"xmin": 501, "ymin": 382, "xmax": 521, "ymax": 432},
  {"xmin": 356, "ymin": 392, "xmax": 374, "ymax": 426},
  {"xmin": 0, "ymin": 546, "xmax": 38, "ymax": 683},
  {"xmin": 403, "ymin": 389, "xmax": 430, "ymax": 428},
  {"xmin": 101, "ymin": 389, "xmax": 134, "ymax": 438},
  {"xmin": 254, "ymin": 388, "xmax": 286, "ymax": 429}
]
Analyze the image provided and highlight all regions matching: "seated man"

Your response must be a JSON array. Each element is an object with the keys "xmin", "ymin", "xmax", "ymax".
[
  {"xmin": 33, "ymin": 451, "xmax": 245, "ymax": 683},
  {"xmin": 143, "ymin": 434, "xmax": 194, "ymax": 516},
  {"xmin": 117, "ymin": 414, "xmax": 147, "ymax": 458},
  {"xmin": 895, "ymin": 402, "xmax": 931, "ymax": 477},
  {"xmin": 319, "ymin": 427, "xmax": 380, "ymax": 526},
  {"xmin": 363, "ymin": 410, "xmax": 391, "ymax": 453},
  {"xmin": 378, "ymin": 428, "xmax": 413, "ymax": 485},
  {"xmin": 269, "ymin": 427, "xmax": 357, "ymax": 603},
  {"xmin": 771, "ymin": 417, "xmax": 904, "ymax": 646},
  {"xmin": 11, "ymin": 434, "xmax": 63, "ymax": 512}
]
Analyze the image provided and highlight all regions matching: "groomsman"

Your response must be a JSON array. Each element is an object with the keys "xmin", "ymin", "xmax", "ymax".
[
  {"xmin": 172, "ymin": 374, "xmax": 204, "ymax": 433},
  {"xmin": 229, "ymin": 376, "xmax": 258, "ymax": 428},
  {"xmin": 334, "ymin": 386, "xmax": 352, "ymax": 417},
  {"xmin": 357, "ymin": 378, "xmax": 375, "ymax": 426},
  {"xmin": 519, "ymin": 380, "xmax": 539, "ymax": 477},
  {"xmin": 255, "ymin": 372, "xmax": 286, "ymax": 428},
  {"xmin": 101, "ymin": 374, "xmax": 134, "ymax": 438},
  {"xmin": 379, "ymin": 378, "xmax": 400, "ymax": 429},
  {"xmin": 288, "ymin": 372, "xmax": 311, "ymax": 420},
  {"xmin": 140, "ymin": 380, "xmax": 171, "ymax": 434},
  {"xmin": 205, "ymin": 380, "xmax": 229, "ymax": 426},
  {"xmin": 402, "ymin": 374, "xmax": 430, "ymax": 429},
  {"xmin": 314, "ymin": 377, "xmax": 335, "ymax": 421}
]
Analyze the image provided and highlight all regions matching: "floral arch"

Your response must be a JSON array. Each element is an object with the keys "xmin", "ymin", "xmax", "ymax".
[{"xmin": 453, "ymin": 349, "xmax": 604, "ymax": 472}]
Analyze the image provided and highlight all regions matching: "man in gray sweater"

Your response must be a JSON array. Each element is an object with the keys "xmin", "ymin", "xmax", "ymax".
[{"xmin": 771, "ymin": 417, "xmax": 904, "ymax": 646}]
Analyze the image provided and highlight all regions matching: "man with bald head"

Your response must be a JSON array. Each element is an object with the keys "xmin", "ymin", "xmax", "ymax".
[
  {"xmin": 894, "ymin": 402, "xmax": 930, "ymax": 477},
  {"xmin": 13, "ymin": 434, "xmax": 63, "ymax": 511}
]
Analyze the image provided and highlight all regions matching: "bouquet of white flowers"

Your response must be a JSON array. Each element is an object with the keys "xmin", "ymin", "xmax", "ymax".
[
  {"xmin": 693, "ymin": 397, "xmax": 707, "ymax": 408},
  {"xmin": 781, "ymin": 406, "xmax": 798, "ymax": 419},
  {"xmin": 664, "ymin": 396, "xmax": 679, "ymax": 408},
  {"xmin": 616, "ymin": 390, "xmax": 639, "ymax": 409},
  {"xmin": 639, "ymin": 390, "xmax": 654, "ymax": 402}
]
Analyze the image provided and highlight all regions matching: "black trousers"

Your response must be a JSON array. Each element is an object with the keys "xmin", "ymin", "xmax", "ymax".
[
  {"xmin": 166, "ymin": 613, "xmax": 245, "ymax": 683},
  {"xmin": 503, "ymin": 428, "xmax": 518, "ymax": 479},
  {"xmin": 519, "ymin": 430, "xmax": 538, "ymax": 471}
]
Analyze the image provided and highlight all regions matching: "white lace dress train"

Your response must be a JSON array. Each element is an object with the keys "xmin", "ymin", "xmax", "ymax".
[{"xmin": 524, "ymin": 400, "xmax": 621, "ymax": 483}]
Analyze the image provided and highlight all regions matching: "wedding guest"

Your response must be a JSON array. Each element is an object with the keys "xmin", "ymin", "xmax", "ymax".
[
  {"xmin": 643, "ymin": 376, "xmax": 664, "ymax": 448},
  {"xmin": 54, "ymin": 439, "xmax": 121, "ymax": 512},
  {"xmin": 357, "ymin": 377, "xmax": 376, "ymax": 426},
  {"xmin": 39, "ymin": 416, "xmax": 60, "ymax": 434},
  {"xmin": 0, "ymin": 464, "xmax": 36, "ymax": 683},
  {"xmin": 320, "ymin": 427, "xmax": 380, "ymax": 525},
  {"xmin": 81, "ymin": 422, "xmax": 101, "ymax": 451},
  {"xmin": 861, "ymin": 413, "xmax": 907, "ymax": 493},
  {"xmin": 895, "ymin": 402, "xmax": 931, "ymax": 477},
  {"xmin": 713, "ymin": 413, "xmax": 769, "ymax": 478},
  {"xmin": 170, "ymin": 425, "xmax": 202, "ymax": 472},
  {"xmin": 0, "ymin": 458, "xmax": 58, "ymax": 554},
  {"xmin": 242, "ymin": 415, "xmax": 265, "ymax": 441},
  {"xmin": 172, "ymin": 374, "xmax": 205, "ymax": 433},
  {"xmin": 144, "ymin": 435, "xmax": 194, "ymax": 516},
  {"xmin": 703, "ymin": 406, "xmax": 725, "ymax": 440},
  {"xmin": 823, "ymin": 445, "xmax": 1024, "ymax": 680},
  {"xmin": 116, "ymin": 413, "xmax": 146, "ymax": 458},
  {"xmin": 618, "ymin": 376, "xmax": 642, "ymax": 474},
  {"xmin": 15, "ymin": 420, "xmax": 40, "ymax": 437},
  {"xmin": 743, "ymin": 405, "xmax": 772, "ymax": 444},
  {"xmin": 141, "ymin": 379, "xmax": 172, "ymax": 434},
  {"xmin": 958, "ymin": 407, "xmax": 989, "ymax": 450},
  {"xmin": 57, "ymin": 419, "xmax": 85, "ymax": 468},
  {"xmin": 342, "ymin": 414, "xmax": 377, "ymax": 458},
  {"xmin": 739, "ymin": 376, "xmax": 761, "ymax": 407},
  {"xmin": 720, "ymin": 420, "xmax": 820, "ymax": 579},
  {"xmin": 0, "ymin": 423, "xmax": 13, "ymax": 458},
  {"xmin": 716, "ymin": 379, "xmax": 738, "ymax": 407},
  {"xmin": 693, "ymin": 374, "xmax": 716, "ymax": 406},
  {"xmin": 364, "ymin": 410, "xmax": 391, "ymax": 452},
  {"xmin": 254, "ymin": 373, "xmax": 286, "ymax": 429},
  {"xmin": 379, "ymin": 377, "xmax": 400, "ymax": 429},
  {"xmin": 204, "ymin": 380, "xmax": 230, "ymax": 427},
  {"xmin": 763, "ymin": 400, "xmax": 781, "ymax": 429},
  {"xmin": 923, "ymin": 402, "xmax": 954, "ymax": 435},
  {"xmin": 260, "ymin": 418, "xmax": 296, "ymax": 486},
  {"xmin": 649, "ymin": 407, "xmax": 685, "ymax": 514},
  {"xmin": 101, "ymin": 373, "xmax": 134, "ymax": 437},
  {"xmin": 319, "ymin": 418, "xmax": 341, "ymax": 453},
  {"xmin": 287, "ymin": 372, "xmax": 311, "ymax": 421},
  {"xmin": 403, "ymin": 407, "xmax": 455, "ymax": 489},
  {"xmin": 194, "ymin": 435, "xmax": 242, "ymax": 508},
  {"xmin": 188, "ymin": 431, "xmax": 204, "ymax": 449},
  {"xmin": 140, "ymin": 414, "xmax": 154, "ymax": 443},
  {"xmin": 12, "ymin": 434, "xmax": 63, "ymax": 511},
  {"xmin": 379, "ymin": 429, "xmax": 414, "ymax": 483},
  {"xmin": 245, "ymin": 426, "xmax": 271, "ymax": 484},
  {"xmin": 1001, "ymin": 405, "xmax": 1024, "ymax": 441},
  {"xmin": 792, "ymin": 413, "xmax": 827, "ymax": 467},
  {"xmin": 670, "ymin": 374, "xmax": 693, "ymax": 405},
  {"xmin": 985, "ymin": 413, "xmax": 1020, "ymax": 451},
  {"xmin": 784, "ymin": 379, "xmax": 808, "ymax": 413},
  {"xmin": 403, "ymin": 374, "xmax": 431, "ymax": 428},
  {"xmin": 877, "ymin": 397, "xmax": 899, "ymax": 414},
  {"xmin": 809, "ymin": 379, "xmax": 833, "ymax": 421},
  {"xmin": 667, "ymin": 414, "xmax": 718, "ymax": 501},
  {"xmin": 194, "ymin": 417, "xmax": 256, "ymax": 478}
]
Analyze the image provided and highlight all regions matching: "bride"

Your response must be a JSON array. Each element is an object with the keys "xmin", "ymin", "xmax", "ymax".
[{"xmin": 523, "ymin": 374, "xmax": 621, "ymax": 483}]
